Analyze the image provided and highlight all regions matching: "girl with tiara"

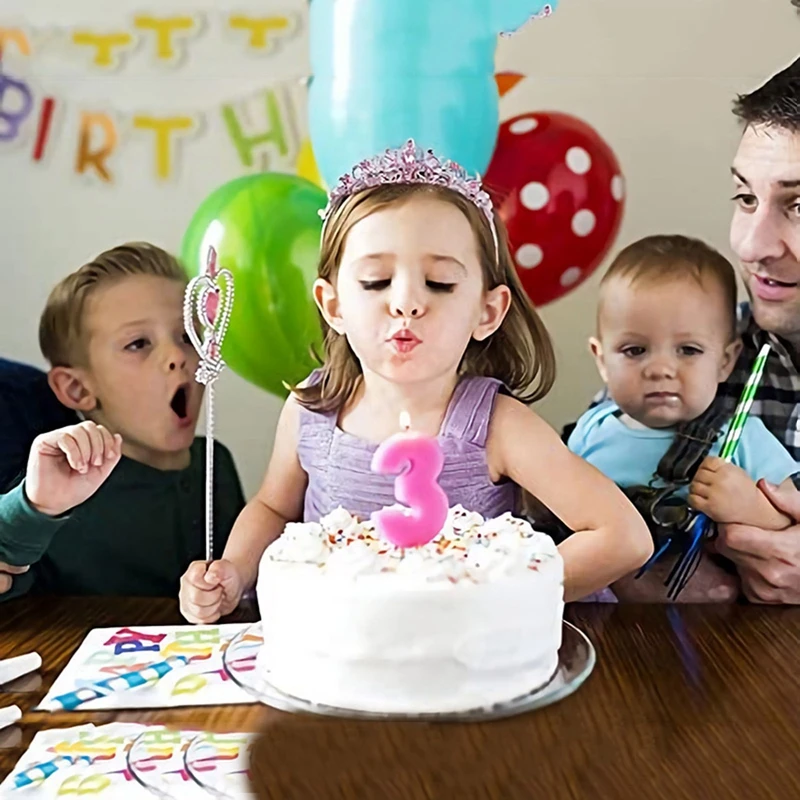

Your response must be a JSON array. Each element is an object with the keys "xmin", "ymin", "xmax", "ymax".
[{"xmin": 180, "ymin": 140, "xmax": 653, "ymax": 622}]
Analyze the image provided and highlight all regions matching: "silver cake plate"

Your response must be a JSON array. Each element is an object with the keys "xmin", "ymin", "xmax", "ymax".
[
  {"xmin": 221, "ymin": 621, "xmax": 595, "ymax": 722},
  {"xmin": 127, "ymin": 727, "xmax": 257, "ymax": 799}
]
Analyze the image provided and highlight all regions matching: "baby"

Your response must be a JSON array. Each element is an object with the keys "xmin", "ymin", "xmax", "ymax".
[{"xmin": 569, "ymin": 234, "xmax": 799, "ymax": 539}]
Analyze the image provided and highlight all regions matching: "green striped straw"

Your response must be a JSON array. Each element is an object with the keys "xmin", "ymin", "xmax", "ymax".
[{"xmin": 718, "ymin": 343, "xmax": 772, "ymax": 462}]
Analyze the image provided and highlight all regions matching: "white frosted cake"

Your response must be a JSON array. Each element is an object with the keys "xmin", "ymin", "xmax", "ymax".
[{"xmin": 256, "ymin": 505, "xmax": 564, "ymax": 714}]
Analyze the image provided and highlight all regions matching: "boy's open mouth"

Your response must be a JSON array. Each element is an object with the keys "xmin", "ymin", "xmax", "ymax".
[{"xmin": 170, "ymin": 385, "xmax": 189, "ymax": 419}]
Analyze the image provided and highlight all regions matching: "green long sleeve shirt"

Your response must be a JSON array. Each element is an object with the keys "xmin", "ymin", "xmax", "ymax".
[{"xmin": 0, "ymin": 438, "xmax": 245, "ymax": 601}]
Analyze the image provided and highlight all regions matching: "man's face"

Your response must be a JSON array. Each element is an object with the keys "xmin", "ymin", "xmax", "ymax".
[{"xmin": 730, "ymin": 124, "xmax": 800, "ymax": 342}]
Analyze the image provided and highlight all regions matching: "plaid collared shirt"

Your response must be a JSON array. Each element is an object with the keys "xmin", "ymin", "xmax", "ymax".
[
  {"xmin": 718, "ymin": 303, "xmax": 800, "ymax": 467},
  {"xmin": 564, "ymin": 303, "xmax": 800, "ymax": 486}
]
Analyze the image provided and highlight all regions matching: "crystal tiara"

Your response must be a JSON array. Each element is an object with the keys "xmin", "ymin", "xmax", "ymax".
[{"xmin": 319, "ymin": 140, "xmax": 498, "ymax": 251}]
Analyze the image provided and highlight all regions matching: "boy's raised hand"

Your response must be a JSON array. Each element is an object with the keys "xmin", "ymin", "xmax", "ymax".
[
  {"xmin": 25, "ymin": 421, "xmax": 123, "ymax": 517},
  {"xmin": 180, "ymin": 559, "xmax": 244, "ymax": 624}
]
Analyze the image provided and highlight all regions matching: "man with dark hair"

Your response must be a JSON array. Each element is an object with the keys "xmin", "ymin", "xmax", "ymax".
[
  {"xmin": 578, "ymin": 58, "xmax": 800, "ymax": 604},
  {"xmin": 712, "ymin": 57, "xmax": 800, "ymax": 603}
]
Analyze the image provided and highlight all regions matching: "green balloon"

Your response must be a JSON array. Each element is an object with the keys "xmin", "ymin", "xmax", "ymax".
[{"xmin": 181, "ymin": 173, "xmax": 327, "ymax": 398}]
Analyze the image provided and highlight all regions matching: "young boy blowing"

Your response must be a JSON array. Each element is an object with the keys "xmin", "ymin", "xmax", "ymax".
[
  {"xmin": 0, "ymin": 243, "xmax": 245, "ymax": 601},
  {"xmin": 569, "ymin": 234, "xmax": 799, "ymax": 540}
]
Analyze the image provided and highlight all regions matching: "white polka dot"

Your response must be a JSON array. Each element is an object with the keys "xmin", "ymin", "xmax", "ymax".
[
  {"xmin": 571, "ymin": 209, "xmax": 596, "ymax": 237},
  {"xmin": 510, "ymin": 117, "xmax": 538, "ymax": 134},
  {"xmin": 516, "ymin": 244, "xmax": 544, "ymax": 269},
  {"xmin": 560, "ymin": 267, "xmax": 582, "ymax": 287},
  {"xmin": 611, "ymin": 174, "xmax": 625, "ymax": 201},
  {"xmin": 566, "ymin": 146, "xmax": 591, "ymax": 175},
  {"xmin": 520, "ymin": 182, "xmax": 549, "ymax": 210}
]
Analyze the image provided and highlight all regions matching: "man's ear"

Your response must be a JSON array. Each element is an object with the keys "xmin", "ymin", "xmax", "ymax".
[
  {"xmin": 47, "ymin": 367, "xmax": 97, "ymax": 412},
  {"xmin": 719, "ymin": 337, "xmax": 744, "ymax": 382},
  {"xmin": 313, "ymin": 279, "xmax": 345, "ymax": 335},
  {"xmin": 589, "ymin": 337, "xmax": 609, "ymax": 384}
]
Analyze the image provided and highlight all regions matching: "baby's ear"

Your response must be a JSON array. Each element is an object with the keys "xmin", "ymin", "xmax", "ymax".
[
  {"xmin": 588, "ymin": 337, "xmax": 609, "ymax": 383},
  {"xmin": 48, "ymin": 367, "xmax": 98, "ymax": 412},
  {"xmin": 719, "ymin": 337, "xmax": 744, "ymax": 382}
]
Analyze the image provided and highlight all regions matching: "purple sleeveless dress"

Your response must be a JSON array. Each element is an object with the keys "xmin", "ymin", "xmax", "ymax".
[
  {"xmin": 297, "ymin": 375, "xmax": 518, "ymax": 523},
  {"xmin": 295, "ymin": 372, "xmax": 617, "ymax": 603}
]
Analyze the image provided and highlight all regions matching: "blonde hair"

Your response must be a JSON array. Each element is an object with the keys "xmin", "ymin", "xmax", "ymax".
[
  {"xmin": 39, "ymin": 242, "xmax": 186, "ymax": 367},
  {"xmin": 599, "ymin": 234, "xmax": 739, "ymax": 340},
  {"xmin": 293, "ymin": 183, "xmax": 556, "ymax": 412}
]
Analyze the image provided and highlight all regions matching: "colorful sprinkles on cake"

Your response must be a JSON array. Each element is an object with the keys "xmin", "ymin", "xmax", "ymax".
[{"xmin": 266, "ymin": 505, "xmax": 557, "ymax": 582}]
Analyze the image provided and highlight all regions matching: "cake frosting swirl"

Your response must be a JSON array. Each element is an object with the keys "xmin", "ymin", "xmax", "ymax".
[{"xmin": 264, "ymin": 504, "xmax": 560, "ymax": 583}]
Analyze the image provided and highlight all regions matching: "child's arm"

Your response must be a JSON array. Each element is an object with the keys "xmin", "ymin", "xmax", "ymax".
[
  {"xmin": 0, "ymin": 421, "xmax": 121, "ymax": 602},
  {"xmin": 689, "ymin": 457, "xmax": 793, "ymax": 531},
  {"xmin": 0, "ymin": 421, "xmax": 121, "ymax": 563},
  {"xmin": 0, "ymin": 487, "xmax": 40, "ymax": 600},
  {"xmin": 487, "ymin": 395, "xmax": 653, "ymax": 601},
  {"xmin": 179, "ymin": 395, "xmax": 308, "ymax": 623},
  {"xmin": 0, "ymin": 558, "xmax": 29, "ymax": 597},
  {"xmin": 223, "ymin": 395, "xmax": 308, "ymax": 587},
  {"xmin": 23, "ymin": 421, "xmax": 122, "ymax": 517}
]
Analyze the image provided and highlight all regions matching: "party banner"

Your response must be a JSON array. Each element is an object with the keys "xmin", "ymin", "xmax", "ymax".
[
  {"xmin": 0, "ymin": 10, "xmax": 304, "ymax": 181},
  {"xmin": 0, "ymin": 723, "xmax": 256, "ymax": 798},
  {"xmin": 36, "ymin": 624, "xmax": 257, "ymax": 711},
  {"xmin": 1, "ymin": 11, "xmax": 299, "ymax": 66},
  {"xmin": 0, "ymin": 73, "xmax": 302, "ymax": 181},
  {"xmin": 0, "ymin": 69, "xmax": 302, "ymax": 180}
]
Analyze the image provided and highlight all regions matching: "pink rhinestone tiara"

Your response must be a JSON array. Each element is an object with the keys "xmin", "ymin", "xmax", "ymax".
[{"xmin": 319, "ymin": 139, "xmax": 497, "ymax": 239}]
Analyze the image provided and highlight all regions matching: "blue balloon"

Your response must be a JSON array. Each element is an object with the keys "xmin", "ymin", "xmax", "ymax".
[
  {"xmin": 308, "ymin": 0, "xmax": 557, "ymax": 187},
  {"xmin": 495, "ymin": 0, "xmax": 556, "ymax": 33}
]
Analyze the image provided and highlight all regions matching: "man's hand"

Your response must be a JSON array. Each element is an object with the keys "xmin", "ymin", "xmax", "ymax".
[
  {"xmin": 25, "ymin": 422, "xmax": 122, "ymax": 517},
  {"xmin": 0, "ymin": 562, "xmax": 29, "ymax": 594},
  {"xmin": 716, "ymin": 479, "xmax": 800, "ymax": 604}
]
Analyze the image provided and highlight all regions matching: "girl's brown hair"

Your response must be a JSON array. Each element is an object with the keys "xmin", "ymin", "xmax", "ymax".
[{"xmin": 294, "ymin": 183, "xmax": 556, "ymax": 413}]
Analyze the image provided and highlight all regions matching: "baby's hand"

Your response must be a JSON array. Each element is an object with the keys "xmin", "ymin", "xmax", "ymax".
[
  {"xmin": 179, "ymin": 559, "xmax": 244, "ymax": 624},
  {"xmin": 25, "ymin": 422, "xmax": 122, "ymax": 517},
  {"xmin": 689, "ymin": 457, "xmax": 765, "ymax": 525}
]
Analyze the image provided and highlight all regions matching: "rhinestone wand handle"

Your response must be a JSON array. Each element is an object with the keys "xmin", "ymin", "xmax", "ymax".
[
  {"xmin": 183, "ymin": 246, "xmax": 234, "ymax": 564},
  {"xmin": 204, "ymin": 382, "xmax": 216, "ymax": 564}
]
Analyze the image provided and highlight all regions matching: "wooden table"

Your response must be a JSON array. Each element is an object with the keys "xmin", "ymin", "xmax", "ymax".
[{"xmin": 1, "ymin": 597, "xmax": 799, "ymax": 799}]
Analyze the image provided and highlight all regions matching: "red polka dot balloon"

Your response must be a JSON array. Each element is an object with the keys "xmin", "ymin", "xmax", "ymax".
[{"xmin": 484, "ymin": 111, "xmax": 625, "ymax": 306}]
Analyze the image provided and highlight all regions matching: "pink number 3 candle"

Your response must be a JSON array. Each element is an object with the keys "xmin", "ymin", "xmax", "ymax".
[{"xmin": 370, "ymin": 412, "xmax": 449, "ymax": 548}]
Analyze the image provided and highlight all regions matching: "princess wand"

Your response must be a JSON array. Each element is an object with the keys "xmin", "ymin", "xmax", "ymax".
[{"xmin": 183, "ymin": 246, "xmax": 234, "ymax": 564}]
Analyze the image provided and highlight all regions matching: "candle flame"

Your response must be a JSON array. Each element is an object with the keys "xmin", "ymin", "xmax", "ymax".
[{"xmin": 399, "ymin": 411, "xmax": 411, "ymax": 431}]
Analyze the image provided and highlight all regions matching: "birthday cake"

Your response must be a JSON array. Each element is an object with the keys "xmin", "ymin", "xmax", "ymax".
[{"xmin": 256, "ymin": 505, "xmax": 564, "ymax": 714}]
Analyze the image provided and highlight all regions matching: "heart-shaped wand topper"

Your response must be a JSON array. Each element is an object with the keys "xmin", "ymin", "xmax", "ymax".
[
  {"xmin": 184, "ymin": 247, "xmax": 235, "ymax": 385},
  {"xmin": 183, "ymin": 245, "xmax": 236, "ymax": 565}
]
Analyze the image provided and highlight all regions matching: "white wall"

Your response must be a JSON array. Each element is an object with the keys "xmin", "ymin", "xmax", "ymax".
[{"xmin": 1, "ymin": 0, "xmax": 798, "ymax": 497}]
